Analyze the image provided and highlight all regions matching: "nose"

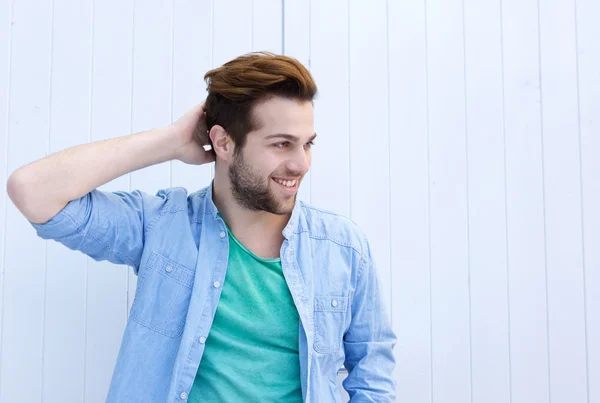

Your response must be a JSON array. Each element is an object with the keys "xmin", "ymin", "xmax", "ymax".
[{"xmin": 286, "ymin": 147, "xmax": 311, "ymax": 176}]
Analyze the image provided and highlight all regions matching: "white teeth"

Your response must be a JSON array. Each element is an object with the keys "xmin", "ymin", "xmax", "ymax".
[{"xmin": 275, "ymin": 178, "xmax": 296, "ymax": 188}]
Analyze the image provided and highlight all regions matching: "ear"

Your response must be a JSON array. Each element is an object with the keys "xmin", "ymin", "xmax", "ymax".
[{"xmin": 209, "ymin": 125, "xmax": 235, "ymax": 162}]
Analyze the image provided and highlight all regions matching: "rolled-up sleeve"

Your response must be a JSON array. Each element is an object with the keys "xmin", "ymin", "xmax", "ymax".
[
  {"xmin": 29, "ymin": 189, "xmax": 169, "ymax": 273},
  {"xmin": 343, "ymin": 237, "xmax": 397, "ymax": 402}
]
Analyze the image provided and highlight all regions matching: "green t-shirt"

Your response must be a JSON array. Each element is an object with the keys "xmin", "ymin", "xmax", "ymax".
[{"xmin": 188, "ymin": 226, "xmax": 303, "ymax": 402}]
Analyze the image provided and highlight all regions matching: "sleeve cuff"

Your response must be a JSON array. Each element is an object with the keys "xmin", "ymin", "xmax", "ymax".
[{"xmin": 28, "ymin": 196, "xmax": 85, "ymax": 240}]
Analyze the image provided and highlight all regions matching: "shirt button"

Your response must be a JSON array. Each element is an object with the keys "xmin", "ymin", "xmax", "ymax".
[
  {"xmin": 219, "ymin": 231, "xmax": 226, "ymax": 238},
  {"xmin": 180, "ymin": 392, "xmax": 188, "ymax": 400},
  {"xmin": 213, "ymin": 281, "xmax": 221, "ymax": 288},
  {"xmin": 199, "ymin": 336, "xmax": 206, "ymax": 344},
  {"xmin": 331, "ymin": 299, "xmax": 338, "ymax": 307},
  {"xmin": 165, "ymin": 265, "xmax": 173, "ymax": 273}
]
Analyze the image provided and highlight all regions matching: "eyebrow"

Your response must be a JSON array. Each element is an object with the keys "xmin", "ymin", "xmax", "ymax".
[{"xmin": 264, "ymin": 133, "xmax": 318, "ymax": 142}]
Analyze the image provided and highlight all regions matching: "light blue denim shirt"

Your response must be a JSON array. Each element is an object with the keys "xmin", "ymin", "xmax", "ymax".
[{"xmin": 30, "ymin": 183, "xmax": 396, "ymax": 402}]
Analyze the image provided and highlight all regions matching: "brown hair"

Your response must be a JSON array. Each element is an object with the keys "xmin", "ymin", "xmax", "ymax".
[{"xmin": 204, "ymin": 52, "xmax": 317, "ymax": 153}]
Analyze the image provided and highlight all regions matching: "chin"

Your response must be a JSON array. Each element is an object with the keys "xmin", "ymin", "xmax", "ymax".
[{"xmin": 273, "ymin": 197, "xmax": 296, "ymax": 215}]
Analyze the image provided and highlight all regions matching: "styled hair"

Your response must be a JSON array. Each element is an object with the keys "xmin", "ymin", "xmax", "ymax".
[{"xmin": 204, "ymin": 52, "xmax": 317, "ymax": 153}]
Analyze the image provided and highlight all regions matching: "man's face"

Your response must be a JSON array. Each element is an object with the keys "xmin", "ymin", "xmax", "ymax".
[{"xmin": 228, "ymin": 96, "xmax": 315, "ymax": 215}]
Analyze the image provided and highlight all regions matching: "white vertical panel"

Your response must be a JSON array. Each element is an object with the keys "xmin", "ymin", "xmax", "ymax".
[
  {"xmin": 85, "ymin": 0, "xmax": 134, "ymax": 401},
  {"xmin": 425, "ymin": 0, "xmax": 471, "ymax": 401},
  {"xmin": 282, "ymin": 0, "xmax": 309, "ymax": 79},
  {"xmin": 283, "ymin": 0, "xmax": 311, "ymax": 204},
  {"xmin": 539, "ymin": 0, "xmax": 589, "ymax": 401},
  {"xmin": 42, "ymin": 0, "xmax": 92, "ymax": 401},
  {"xmin": 0, "ymin": 0, "xmax": 10, "ymax": 397},
  {"xmin": 576, "ymin": 1, "xmax": 600, "ymax": 401},
  {"xmin": 170, "ymin": 0, "xmax": 213, "ymax": 192},
  {"xmin": 0, "ymin": 0, "xmax": 52, "ymax": 401},
  {"xmin": 253, "ymin": 0, "xmax": 282, "ymax": 53},
  {"xmin": 309, "ymin": 0, "xmax": 350, "ymax": 216},
  {"xmin": 463, "ymin": 0, "xmax": 511, "ymax": 402},
  {"xmin": 348, "ymin": 0, "xmax": 391, "ymax": 316},
  {"xmin": 502, "ymin": 0, "xmax": 550, "ymax": 401},
  {"xmin": 212, "ymin": 0, "xmax": 252, "ymax": 68},
  {"xmin": 129, "ymin": 0, "xmax": 173, "ymax": 191},
  {"xmin": 388, "ymin": 0, "xmax": 432, "ymax": 399}
]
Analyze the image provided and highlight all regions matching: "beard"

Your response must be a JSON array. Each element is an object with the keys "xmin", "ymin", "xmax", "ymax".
[{"xmin": 228, "ymin": 150, "xmax": 298, "ymax": 215}]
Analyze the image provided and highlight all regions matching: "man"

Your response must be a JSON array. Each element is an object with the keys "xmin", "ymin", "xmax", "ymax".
[{"xmin": 7, "ymin": 52, "xmax": 396, "ymax": 402}]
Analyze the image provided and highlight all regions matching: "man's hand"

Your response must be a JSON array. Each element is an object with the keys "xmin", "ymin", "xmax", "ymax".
[{"xmin": 170, "ymin": 102, "xmax": 216, "ymax": 165}]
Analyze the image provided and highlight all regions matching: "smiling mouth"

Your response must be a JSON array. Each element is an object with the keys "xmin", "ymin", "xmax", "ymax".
[
  {"xmin": 272, "ymin": 177, "xmax": 299, "ymax": 192},
  {"xmin": 273, "ymin": 177, "xmax": 297, "ymax": 187}
]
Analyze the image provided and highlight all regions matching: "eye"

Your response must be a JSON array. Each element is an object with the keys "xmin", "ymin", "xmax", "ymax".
[
  {"xmin": 275, "ymin": 142, "xmax": 290, "ymax": 149},
  {"xmin": 304, "ymin": 141, "xmax": 315, "ymax": 149}
]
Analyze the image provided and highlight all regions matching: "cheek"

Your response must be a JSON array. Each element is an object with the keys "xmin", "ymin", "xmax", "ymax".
[
  {"xmin": 260, "ymin": 161, "xmax": 282, "ymax": 180},
  {"xmin": 241, "ymin": 148, "xmax": 277, "ymax": 176},
  {"xmin": 262, "ymin": 154, "xmax": 286, "ymax": 174}
]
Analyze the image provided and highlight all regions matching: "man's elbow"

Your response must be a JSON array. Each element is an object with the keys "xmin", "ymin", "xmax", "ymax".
[
  {"xmin": 7, "ymin": 169, "xmax": 29, "ymax": 210},
  {"xmin": 7, "ymin": 169, "xmax": 55, "ymax": 224}
]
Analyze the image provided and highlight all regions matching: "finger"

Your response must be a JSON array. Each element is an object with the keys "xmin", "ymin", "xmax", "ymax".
[{"xmin": 189, "ymin": 103, "xmax": 205, "ymax": 117}]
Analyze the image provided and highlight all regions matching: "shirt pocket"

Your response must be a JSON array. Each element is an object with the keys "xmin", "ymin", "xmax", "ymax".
[
  {"xmin": 313, "ymin": 295, "xmax": 349, "ymax": 354},
  {"xmin": 130, "ymin": 252, "xmax": 195, "ymax": 338}
]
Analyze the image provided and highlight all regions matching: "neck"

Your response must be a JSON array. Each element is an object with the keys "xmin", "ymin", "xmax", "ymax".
[{"xmin": 211, "ymin": 176, "xmax": 292, "ymax": 239}]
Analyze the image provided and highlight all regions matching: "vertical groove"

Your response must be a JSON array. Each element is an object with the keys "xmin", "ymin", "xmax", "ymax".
[
  {"xmin": 281, "ymin": 0, "xmax": 285, "ymax": 54},
  {"xmin": 347, "ymin": 0, "xmax": 351, "ymax": 218},
  {"xmin": 461, "ymin": 0, "xmax": 474, "ymax": 401},
  {"xmin": 535, "ymin": 0, "xmax": 552, "ymax": 400},
  {"xmin": 127, "ymin": 0, "xmax": 136, "ymax": 328},
  {"xmin": 385, "ymin": 0, "xmax": 393, "ymax": 325},
  {"xmin": 40, "ymin": 0, "xmax": 56, "ymax": 398},
  {"xmin": 573, "ymin": 0, "xmax": 591, "ymax": 401},
  {"xmin": 82, "ymin": 0, "xmax": 95, "ymax": 399},
  {"xmin": 423, "ymin": 0, "xmax": 434, "ymax": 400},
  {"xmin": 169, "ymin": 0, "xmax": 174, "ymax": 188},
  {"xmin": 41, "ymin": 210, "xmax": 48, "ymax": 399},
  {"xmin": 498, "ymin": 0, "xmax": 514, "ymax": 401},
  {"xmin": 0, "ymin": 0, "xmax": 14, "ymax": 393}
]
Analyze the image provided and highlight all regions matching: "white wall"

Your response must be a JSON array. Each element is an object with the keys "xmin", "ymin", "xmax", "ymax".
[{"xmin": 1, "ymin": 0, "xmax": 598, "ymax": 402}]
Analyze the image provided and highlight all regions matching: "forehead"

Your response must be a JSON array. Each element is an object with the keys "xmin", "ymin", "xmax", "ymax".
[{"xmin": 251, "ymin": 97, "xmax": 314, "ymax": 136}]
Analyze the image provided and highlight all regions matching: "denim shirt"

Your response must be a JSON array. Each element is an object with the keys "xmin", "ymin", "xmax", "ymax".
[{"xmin": 30, "ymin": 183, "xmax": 396, "ymax": 402}]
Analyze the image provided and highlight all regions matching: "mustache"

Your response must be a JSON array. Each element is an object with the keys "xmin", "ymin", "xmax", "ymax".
[{"xmin": 270, "ymin": 172, "xmax": 304, "ymax": 179}]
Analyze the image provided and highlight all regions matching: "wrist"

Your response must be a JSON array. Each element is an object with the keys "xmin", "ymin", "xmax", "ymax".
[{"xmin": 157, "ymin": 125, "xmax": 187, "ymax": 161}]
